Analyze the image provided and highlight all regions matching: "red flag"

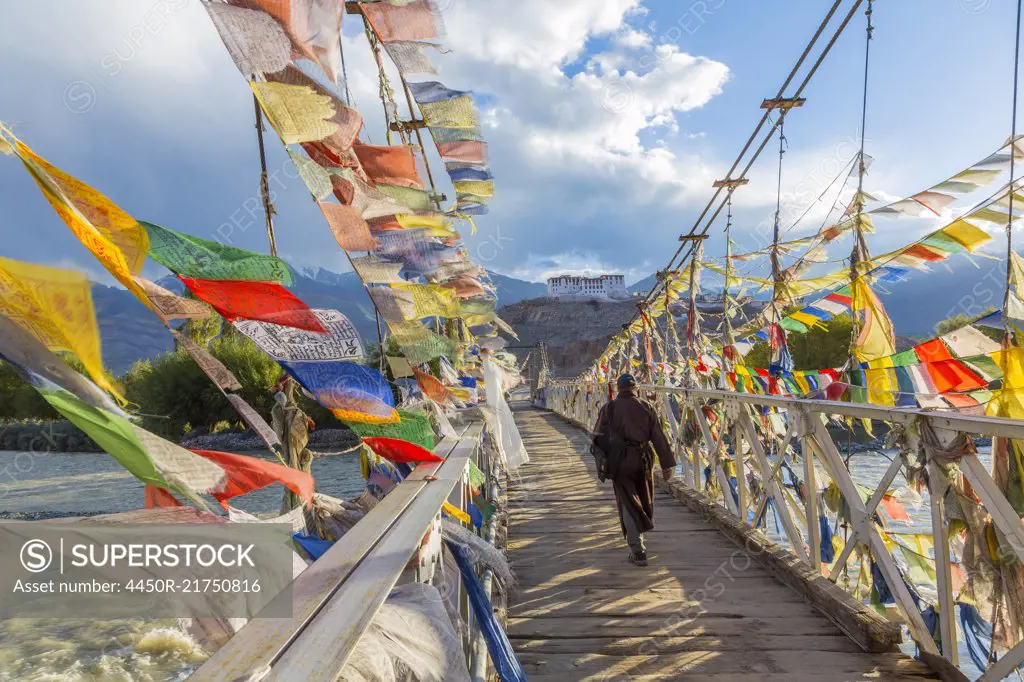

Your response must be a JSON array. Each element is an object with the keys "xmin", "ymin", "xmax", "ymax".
[
  {"xmin": 180, "ymin": 277, "xmax": 326, "ymax": 333},
  {"xmin": 145, "ymin": 485, "xmax": 182, "ymax": 508},
  {"xmin": 363, "ymin": 437, "xmax": 444, "ymax": 463},
  {"xmin": 190, "ymin": 449, "xmax": 315, "ymax": 508}
]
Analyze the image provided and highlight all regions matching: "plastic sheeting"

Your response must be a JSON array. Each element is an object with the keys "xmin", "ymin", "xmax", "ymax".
[
  {"xmin": 339, "ymin": 582, "xmax": 470, "ymax": 682},
  {"xmin": 446, "ymin": 542, "xmax": 526, "ymax": 682},
  {"xmin": 483, "ymin": 357, "xmax": 528, "ymax": 470}
]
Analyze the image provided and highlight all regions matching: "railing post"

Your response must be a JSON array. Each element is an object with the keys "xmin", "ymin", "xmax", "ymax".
[
  {"xmin": 927, "ymin": 428, "xmax": 958, "ymax": 666},
  {"xmin": 733, "ymin": 420, "xmax": 747, "ymax": 524},
  {"xmin": 800, "ymin": 410, "xmax": 821, "ymax": 573}
]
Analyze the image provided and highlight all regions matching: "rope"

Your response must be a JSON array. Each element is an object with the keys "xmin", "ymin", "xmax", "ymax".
[
  {"xmin": 770, "ymin": 115, "xmax": 788, "ymax": 338},
  {"xmin": 1003, "ymin": 0, "xmax": 1024, "ymax": 347},
  {"xmin": 848, "ymin": 0, "xmax": 875, "ymax": 370}
]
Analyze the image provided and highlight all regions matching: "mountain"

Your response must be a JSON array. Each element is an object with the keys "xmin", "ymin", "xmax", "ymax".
[
  {"xmin": 485, "ymin": 270, "xmax": 546, "ymax": 305},
  {"xmin": 94, "ymin": 266, "xmax": 547, "ymax": 373},
  {"xmin": 877, "ymin": 256, "xmax": 1006, "ymax": 336},
  {"xmin": 628, "ymin": 273, "xmax": 656, "ymax": 294}
]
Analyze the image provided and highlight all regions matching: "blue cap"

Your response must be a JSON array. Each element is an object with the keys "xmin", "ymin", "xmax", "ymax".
[{"xmin": 617, "ymin": 374, "xmax": 637, "ymax": 390}]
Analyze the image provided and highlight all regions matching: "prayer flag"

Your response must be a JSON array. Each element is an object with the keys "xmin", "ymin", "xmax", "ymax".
[{"xmin": 180, "ymin": 277, "xmax": 326, "ymax": 333}]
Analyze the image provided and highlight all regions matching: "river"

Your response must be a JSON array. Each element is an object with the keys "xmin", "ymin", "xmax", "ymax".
[
  {"xmin": 0, "ymin": 448, "xmax": 364, "ymax": 682},
  {"xmin": 0, "ymin": 445, "xmax": 993, "ymax": 680}
]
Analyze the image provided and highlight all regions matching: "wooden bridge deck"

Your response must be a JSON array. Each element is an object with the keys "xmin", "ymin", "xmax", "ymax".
[{"xmin": 506, "ymin": 405, "xmax": 940, "ymax": 682}]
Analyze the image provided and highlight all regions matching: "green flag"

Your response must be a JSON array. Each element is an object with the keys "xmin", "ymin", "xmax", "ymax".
[{"xmin": 141, "ymin": 221, "xmax": 293, "ymax": 285}]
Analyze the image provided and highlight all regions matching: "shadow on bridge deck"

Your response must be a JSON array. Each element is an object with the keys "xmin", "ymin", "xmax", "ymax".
[{"xmin": 506, "ymin": 404, "xmax": 939, "ymax": 682}]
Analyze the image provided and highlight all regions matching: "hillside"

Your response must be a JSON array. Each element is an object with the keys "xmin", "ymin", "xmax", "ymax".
[{"xmin": 497, "ymin": 297, "xmax": 638, "ymax": 376}]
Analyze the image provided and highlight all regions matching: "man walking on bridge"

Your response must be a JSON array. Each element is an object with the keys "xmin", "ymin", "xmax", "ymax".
[{"xmin": 593, "ymin": 374, "xmax": 676, "ymax": 567}]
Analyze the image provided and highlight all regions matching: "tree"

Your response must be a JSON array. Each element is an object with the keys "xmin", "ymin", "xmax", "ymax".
[
  {"xmin": 744, "ymin": 315, "xmax": 853, "ymax": 370},
  {"xmin": 934, "ymin": 313, "xmax": 1001, "ymax": 341}
]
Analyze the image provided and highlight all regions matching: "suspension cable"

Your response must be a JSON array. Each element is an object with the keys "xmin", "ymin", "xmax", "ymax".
[
  {"xmin": 848, "ymin": 0, "xmax": 875, "ymax": 369},
  {"xmin": 1003, "ymin": 0, "xmax": 1023, "ymax": 348},
  {"xmin": 602, "ymin": 0, "xmax": 865, "ymax": 377}
]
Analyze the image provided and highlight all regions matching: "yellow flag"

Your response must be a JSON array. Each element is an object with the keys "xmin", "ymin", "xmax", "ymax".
[
  {"xmin": 0, "ymin": 258, "xmax": 122, "ymax": 402},
  {"xmin": 852, "ymin": 278, "xmax": 896, "ymax": 363},
  {"xmin": 5, "ymin": 135, "xmax": 150, "ymax": 309},
  {"xmin": 251, "ymin": 81, "xmax": 338, "ymax": 145},
  {"xmin": 987, "ymin": 347, "xmax": 1024, "ymax": 419},
  {"xmin": 391, "ymin": 282, "xmax": 460, "ymax": 319}
]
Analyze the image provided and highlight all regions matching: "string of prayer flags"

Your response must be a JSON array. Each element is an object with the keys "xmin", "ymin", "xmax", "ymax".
[
  {"xmin": 234, "ymin": 309, "xmax": 364, "ymax": 362},
  {"xmin": 385, "ymin": 41, "xmax": 443, "ymax": 75},
  {"xmin": 390, "ymin": 320, "xmax": 457, "ymax": 365},
  {"xmin": 132, "ymin": 276, "xmax": 214, "ymax": 322},
  {"xmin": 288, "ymin": 150, "xmax": 334, "ymax": 201},
  {"xmin": 0, "ymin": 314, "xmax": 128, "ymax": 417},
  {"xmin": 39, "ymin": 385, "xmax": 225, "ymax": 506},
  {"xmin": 189, "ymin": 449, "xmax": 314, "ymax": 508},
  {"xmin": 391, "ymin": 282, "xmax": 460, "ymax": 319},
  {"xmin": 0, "ymin": 258, "xmax": 122, "ymax": 403},
  {"xmin": 204, "ymin": 3, "xmax": 292, "ymax": 77},
  {"xmin": 225, "ymin": 394, "xmax": 282, "ymax": 450},
  {"xmin": 2, "ymin": 133, "xmax": 150, "ymax": 304},
  {"xmin": 239, "ymin": 0, "xmax": 344, "ymax": 82},
  {"xmin": 353, "ymin": 144, "xmax": 424, "ymax": 190},
  {"xmin": 361, "ymin": 436, "xmax": 444, "ymax": 464},
  {"xmin": 142, "ymin": 221, "xmax": 293, "ymax": 284},
  {"xmin": 319, "ymin": 202, "xmax": 378, "ymax": 251},
  {"xmin": 351, "ymin": 255, "xmax": 405, "ymax": 284},
  {"xmin": 359, "ymin": 0, "xmax": 443, "ymax": 42},
  {"xmin": 852, "ymin": 278, "xmax": 896, "ymax": 363},
  {"xmin": 250, "ymin": 81, "xmax": 339, "ymax": 145},
  {"xmin": 343, "ymin": 409, "xmax": 436, "ymax": 450},
  {"xmin": 179, "ymin": 277, "xmax": 327, "ymax": 333},
  {"xmin": 281, "ymin": 360, "xmax": 398, "ymax": 424},
  {"xmin": 170, "ymin": 331, "xmax": 243, "ymax": 393},
  {"xmin": 413, "ymin": 367, "xmax": 451, "ymax": 405},
  {"xmin": 987, "ymin": 348, "xmax": 1024, "ymax": 420},
  {"xmin": 267, "ymin": 66, "xmax": 362, "ymax": 153},
  {"xmin": 368, "ymin": 286, "xmax": 416, "ymax": 323}
]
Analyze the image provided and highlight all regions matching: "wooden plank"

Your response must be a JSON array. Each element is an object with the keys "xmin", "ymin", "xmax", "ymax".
[
  {"xmin": 657, "ymin": 474, "xmax": 901, "ymax": 653},
  {"xmin": 518, "ymin": 651, "xmax": 937, "ymax": 677},
  {"xmin": 188, "ymin": 428, "xmax": 467, "ymax": 682},
  {"xmin": 514, "ymin": 634, "xmax": 864, "ymax": 654},
  {"xmin": 507, "ymin": 614, "xmax": 844, "ymax": 638},
  {"xmin": 527, "ymin": 673, "xmax": 936, "ymax": 682},
  {"xmin": 266, "ymin": 424, "xmax": 482, "ymax": 681},
  {"xmin": 509, "ymin": 406, "xmax": 935, "ymax": 680}
]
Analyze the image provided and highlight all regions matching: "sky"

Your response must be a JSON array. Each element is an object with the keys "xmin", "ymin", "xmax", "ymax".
[{"xmin": 0, "ymin": 0, "xmax": 1018, "ymax": 289}]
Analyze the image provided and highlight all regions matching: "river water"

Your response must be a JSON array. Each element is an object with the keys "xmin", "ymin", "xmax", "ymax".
[
  {"xmin": 0, "ymin": 445, "xmax": 994, "ymax": 680},
  {"xmin": 0, "ymin": 448, "xmax": 364, "ymax": 682}
]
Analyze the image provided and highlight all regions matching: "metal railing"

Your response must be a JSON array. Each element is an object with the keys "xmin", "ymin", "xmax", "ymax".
[
  {"xmin": 190, "ymin": 420, "xmax": 500, "ymax": 682},
  {"xmin": 546, "ymin": 381, "xmax": 1024, "ymax": 681}
]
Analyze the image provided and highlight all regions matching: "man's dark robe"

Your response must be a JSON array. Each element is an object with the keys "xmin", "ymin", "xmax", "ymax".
[{"xmin": 593, "ymin": 391, "xmax": 676, "ymax": 536}]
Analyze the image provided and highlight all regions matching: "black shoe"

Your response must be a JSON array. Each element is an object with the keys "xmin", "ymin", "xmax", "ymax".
[{"xmin": 628, "ymin": 551, "xmax": 648, "ymax": 567}]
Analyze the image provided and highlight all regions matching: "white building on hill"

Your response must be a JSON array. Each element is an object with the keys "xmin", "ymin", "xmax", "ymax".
[{"xmin": 547, "ymin": 274, "xmax": 628, "ymax": 300}]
